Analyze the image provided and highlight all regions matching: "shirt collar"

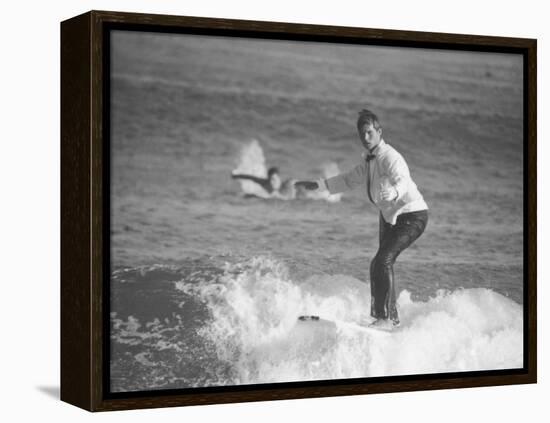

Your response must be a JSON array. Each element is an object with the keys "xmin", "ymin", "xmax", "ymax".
[
  {"xmin": 362, "ymin": 139, "xmax": 386, "ymax": 161},
  {"xmin": 370, "ymin": 139, "xmax": 386, "ymax": 154}
]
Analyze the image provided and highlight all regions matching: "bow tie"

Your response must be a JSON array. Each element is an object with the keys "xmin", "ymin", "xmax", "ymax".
[{"xmin": 366, "ymin": 154, "xmax": 376, "ymax": 162}]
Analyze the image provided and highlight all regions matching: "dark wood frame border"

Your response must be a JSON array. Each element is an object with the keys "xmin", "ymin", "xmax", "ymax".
[{"xmin": 61, "ymin": 10, "xmax": 537, "ymax": 412}]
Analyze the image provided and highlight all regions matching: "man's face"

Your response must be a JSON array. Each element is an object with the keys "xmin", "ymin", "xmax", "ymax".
[
  {"xmin": 358, "ymin": 123, "xmax": 382, "ymax": 151},
  {"xmin": 270, "ymin": 172, "xmax": 281, "ymax": 190}
]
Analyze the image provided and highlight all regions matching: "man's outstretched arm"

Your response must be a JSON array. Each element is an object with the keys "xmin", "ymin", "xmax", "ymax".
[
  {"xmin": 296, "ymin": 162, "xmax": 367, "ymax": 194},
  {"xmin": 325, "ymin": 162, "xmax": 366, "ymax": 194}
]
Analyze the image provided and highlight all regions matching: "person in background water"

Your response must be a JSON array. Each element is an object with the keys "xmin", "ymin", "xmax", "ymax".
[
  {"xmin": 232, "ymin": 166, "xmax": 282, "ymax": 194},
  {"xmin": 232, "ymin": 167, "xmax": 297, "ymax": 199},
  {"xmin": 295, "ymin": 109, "xmax": 429, "ymax": 330}
]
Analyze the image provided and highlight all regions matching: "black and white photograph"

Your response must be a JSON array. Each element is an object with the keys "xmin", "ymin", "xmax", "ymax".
[
  {"xmin": 4, "ymin": 0, "xmax": 548, "ymax": 419},
  {"xmin": 108, "ymin": 29, "xmax": 524, "ymax": 393}
]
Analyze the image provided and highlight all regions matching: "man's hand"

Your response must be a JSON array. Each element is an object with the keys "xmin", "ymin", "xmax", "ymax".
[
  {"xmin": 294, "ymin": 180, "xmax": 319, "ymax": 191},
  {"xmin": 379, "ymin": 184, "xmax": 398, "ymax": 201}
]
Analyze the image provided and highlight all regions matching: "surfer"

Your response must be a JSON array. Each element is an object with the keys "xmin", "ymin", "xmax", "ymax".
[{"xmin": 295, "ymin": 109, "xmax": 428, "ymax": 330}]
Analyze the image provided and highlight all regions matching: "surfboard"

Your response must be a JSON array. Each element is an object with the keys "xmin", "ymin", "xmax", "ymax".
[{"xmin": 297, "ymin": 315, "xmax": 392, "ymax": 336}]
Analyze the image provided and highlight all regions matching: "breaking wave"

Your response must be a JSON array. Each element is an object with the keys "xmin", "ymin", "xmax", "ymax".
[{"xmin": 173, "ymin": 256, "xmax": 523, "ymax": 385}]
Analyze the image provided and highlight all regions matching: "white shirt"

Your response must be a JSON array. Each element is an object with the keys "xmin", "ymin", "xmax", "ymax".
[{"xmin": 324, "ymin": 139, "xmax": 428, "ymax": 225}]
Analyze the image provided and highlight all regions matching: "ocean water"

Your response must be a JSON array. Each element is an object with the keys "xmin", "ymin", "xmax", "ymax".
[
  {"xmin": 111, "ymin": 256, "xmax": 522, "ymax": 391},
  {"xmin": 109, "ymin": 31, "xmax": 524, "ymax": 392}
]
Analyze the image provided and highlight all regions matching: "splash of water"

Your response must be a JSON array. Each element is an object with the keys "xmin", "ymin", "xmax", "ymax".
[
  {"xmin": 232, "ymin": 139, "xmax": 271, "ymax": 198},
  {"xmin": 175, "ymin": 256, "xmax": 523, "ymax": 385}
]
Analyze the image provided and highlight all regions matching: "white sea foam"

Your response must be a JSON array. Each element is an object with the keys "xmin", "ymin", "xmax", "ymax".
[
  {"xmin": 175, "ymin": 256, "xmax": 523, "ymax": 385},
  {"xmin": 111, "ymin": 314, "xmax": 184, "ymax": 352},
  {"xmin": 232, "ymin": 139, "xmax": 271, "ymax": 198}
]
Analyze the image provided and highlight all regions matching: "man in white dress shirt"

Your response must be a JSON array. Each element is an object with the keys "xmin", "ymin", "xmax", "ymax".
[{"xmin": 296, "ymin": 109, "xmax": 428, "ymax": 330}]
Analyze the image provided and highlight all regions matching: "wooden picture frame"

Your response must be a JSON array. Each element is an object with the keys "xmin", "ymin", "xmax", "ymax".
[{"xmin": 61, "ymin": 10, "xmax": 536, "ymax": 412}]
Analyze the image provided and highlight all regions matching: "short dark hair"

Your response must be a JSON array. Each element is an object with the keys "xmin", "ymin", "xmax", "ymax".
[
  {"xmin": 267, "ymin": 167, "xmax": 279, "ymax": 177},
  {"xmin": 357, "ymin": 109, "xmax": 381, "ymax": 131}
]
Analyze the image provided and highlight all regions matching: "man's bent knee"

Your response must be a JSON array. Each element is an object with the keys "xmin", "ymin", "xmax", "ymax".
[{"xmin": 373, "ymin": 251, "xmax": 395, "ymax": 269}]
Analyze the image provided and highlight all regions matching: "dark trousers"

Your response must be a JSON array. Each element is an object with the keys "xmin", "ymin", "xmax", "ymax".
[{"xmin": 370, "ymin": 210, "xmax": 428, "ymax": 323}]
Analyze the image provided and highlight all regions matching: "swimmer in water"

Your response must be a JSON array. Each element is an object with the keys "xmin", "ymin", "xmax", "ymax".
[
  {"xmin": 232, "ymin": 164, "xmax": 347, "ymax": 200},
  {"xmin": 231, "ymin": 166, "xmax": 282, "ymax": 194},
  {"xmin": 231, "ymin": 167, "xmax": 298, "ymax": 199}
]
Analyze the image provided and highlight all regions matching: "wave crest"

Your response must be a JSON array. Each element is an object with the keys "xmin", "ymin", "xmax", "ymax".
[{"xmin": 175, "ymin": 256, "xmax": 523, "ymax": 384}]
